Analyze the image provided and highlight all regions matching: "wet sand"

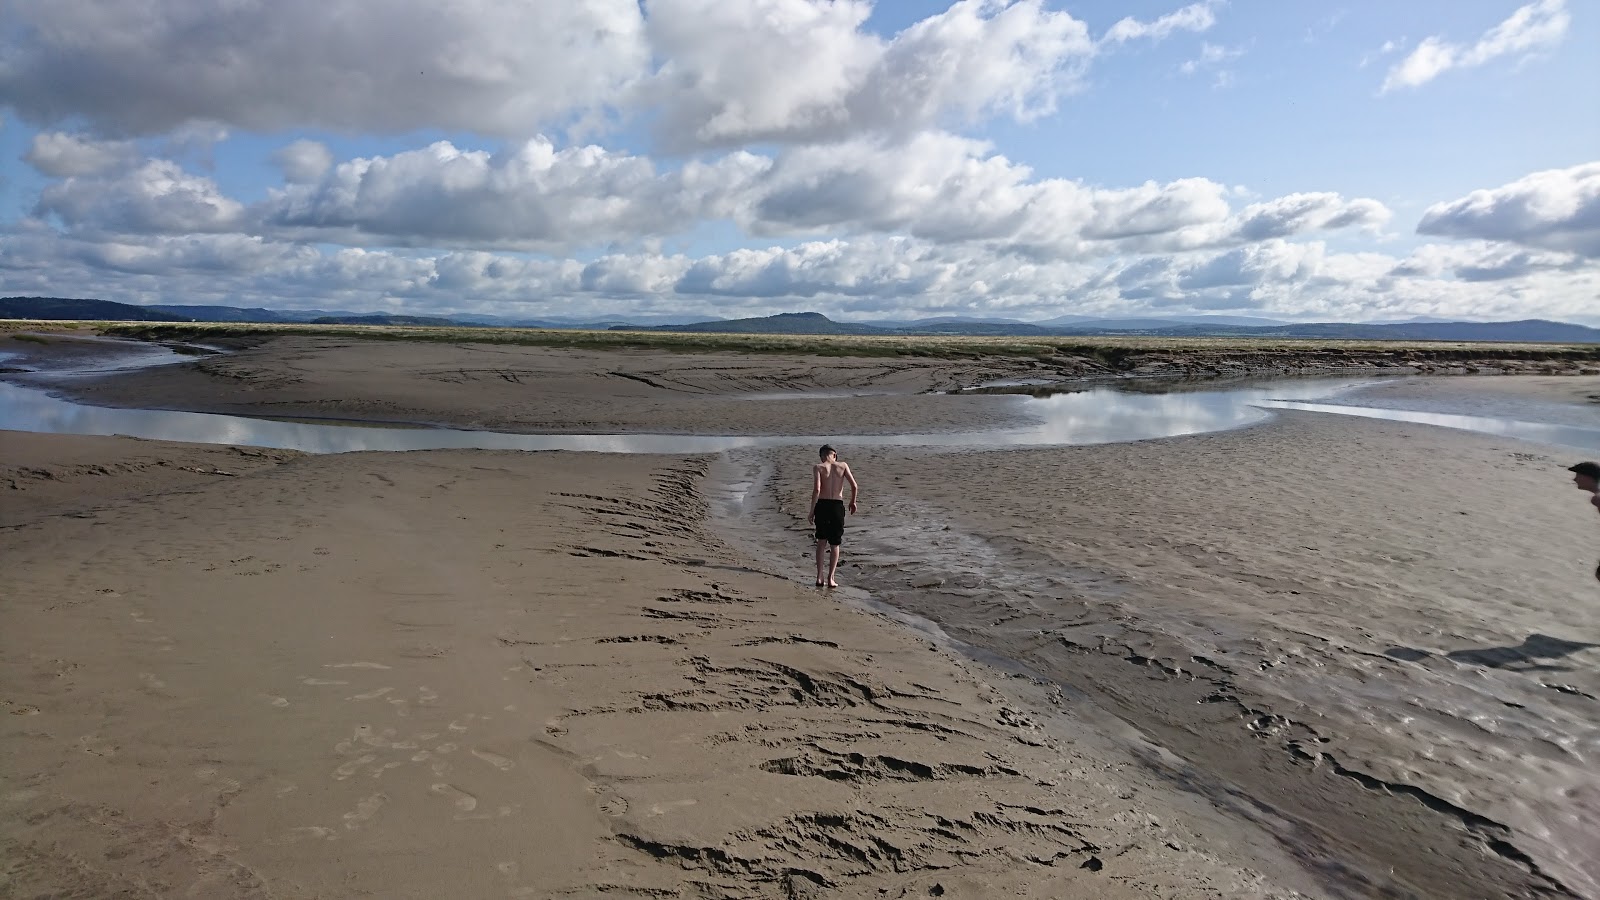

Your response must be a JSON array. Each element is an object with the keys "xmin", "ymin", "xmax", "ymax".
[
  {"xmin": 2, "ymin": 434, "xmax": 1311, "ymax": 899},
  {"xmin": 749, "ymin": 399, "xmax": 1600, "ymax": 897},
  {"xmin": 3, "ymin": 333, "xmax": 1599, "ymax": 897}
]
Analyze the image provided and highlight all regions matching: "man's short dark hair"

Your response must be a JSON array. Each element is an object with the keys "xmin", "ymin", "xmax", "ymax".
[
  {"xmin": 819, "ymin": 444, "xmax": 836, "ymax": 460},
  {"xmin": 1570, "ymin": 461, "xmax": 1600, "ymax": 479}
]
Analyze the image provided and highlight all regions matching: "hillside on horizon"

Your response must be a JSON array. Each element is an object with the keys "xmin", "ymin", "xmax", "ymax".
[{"xmin": 4, "ymin": 297, "xmax": 1599, "ymax": 344}]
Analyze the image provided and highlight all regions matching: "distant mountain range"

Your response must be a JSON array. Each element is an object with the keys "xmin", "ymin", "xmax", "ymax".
[
  {"xmin": 3, "ymin": 297, "xmax": 1598, "ymax": 344},
  {"xmin": 617, "ymin": 310, "xmax": 1600, "ymax": 343}
]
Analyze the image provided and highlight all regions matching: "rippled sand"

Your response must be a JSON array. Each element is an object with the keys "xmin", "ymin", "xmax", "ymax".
[
  {"xmin": 744, "ymin": 387, "xmax": 1600, "ymax": 897},
  {"xmin": 3, "ymin": 332, "xmax": 1598, "ymax": 897}
]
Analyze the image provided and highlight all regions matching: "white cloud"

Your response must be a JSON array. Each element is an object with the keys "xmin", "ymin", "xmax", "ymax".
[
  {"xmin": 641, "ymin": 0, "xmax": 1093, "ymax": 149},
  {"xmin": 271, "ymin": 140, "xmax": 335, "ymax": 184},
  {"xmin": 34, "ymin": 160, "xmax": 244, "ymax": 234},
  {"xmin": 1102, "ymin": 1, "xmax": 1218, "ymax": 45},
  {"xmin": 0, "ymin": 0, "xmax": 1093, "ymax": 148},
  {"xmin": 1231, "ymin": 192, "xmax": 1391, "ymax": 241},
  {"xmin": 23, "ymin": 132, "xmax": 139, "ymax": 176},
  {"xmin": 1417, "ymin": 161, "xmax": 1600, "ymax": 256},
  {"xmin": 1391, "ymin": 241, "xmax": 1580, "ymax": 282},
  {"xmin": 0, "ymin": 0, "xmax": 649, "ymax": 136},
  {"xmin": 258, "ymin": 138, "xmax": 769, "ymax": 249},
  {"xmin": 1180, "ymin": 43, "xmax": 1242, "ymax": 75},
  {"xmin": 28, "ymin": 133, "xmax": 1379, "ymax": 256},
  {"xmin": 742, "ymin": 133, "xmax": 1385, "ymax": 258},
  {"xmin": 1382, "ymin": 0, "xmax": 1568, "ymax": 92},
  {"xmin": 4, "ymin": 227, "xmax": 1596, "ymax": 324}
]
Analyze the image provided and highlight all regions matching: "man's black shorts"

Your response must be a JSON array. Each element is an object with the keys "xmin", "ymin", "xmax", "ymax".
[{"xmin": 813, "ymin": 499, "xmax": 845, "ymax": 546}]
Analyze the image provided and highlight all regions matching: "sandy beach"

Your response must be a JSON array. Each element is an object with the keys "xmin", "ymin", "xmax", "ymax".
[{"xmin": 4, "ymin": 332, "xmax": 1599, "ymax": 898}]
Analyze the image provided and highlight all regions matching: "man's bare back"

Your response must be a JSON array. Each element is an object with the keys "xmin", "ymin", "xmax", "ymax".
[
  {"xmin": 814, "ymin": 460, "xmax": 855, "ymax": 503},
  {"xmin": 808, "ymin": 445, "xmax": 859, "ymax": 588}
]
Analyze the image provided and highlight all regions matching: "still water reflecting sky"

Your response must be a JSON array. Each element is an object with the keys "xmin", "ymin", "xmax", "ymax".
[{"xmin": 2, "ymin": 374, "xmax": 1597, "ymax": 454}]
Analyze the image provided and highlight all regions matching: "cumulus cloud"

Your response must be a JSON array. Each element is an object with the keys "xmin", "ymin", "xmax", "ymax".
[
  {"xmin": 0, "ymin": 0, "xmax": 649, "ymax": 136},
  {"xmin": 1230, "ymin": 192, "xmax": 1391, "ymax": 241},
  {"xmin": 258, "ymin": 138, "xmax": 769, "ymax": 249},
  {"xmin": 24, "ymin": 132, "xmax": 138, "ymax": 176},
  {"xmin": 1101, "ymin": 1, "xmax": 1218, "ymax": 45},
  {"xmin": 4, "ymin": 226, "xmax": 1597, "ymax": 324},
  {"xmin": 1381, "ymin": 0, "xmax": 1568, "ymax": 92},
  {"xmin": 34, "ymin": 160, "xmax": 244, "ymax": 234},
  {"xmin": 271, "ymin": 140, "xmax": 335, "ymax": 184},
  {"xmin": 641, "ymin": 0, "xmax": 1093, "ymax": 149},
  {"xmin": 1417, "ymin": 161, "xmax": 1600, "ymax": 256},
  {"xmin": 28, "ymin": 132, "xmax": 1370, "ymax": 256},
  {"xmin": 1392, "ymin": 240, "xmax": 1582, "ymax": 282},
  {"xmin": 742, "ymin": 132, "xmax": 1384, "ymax": 258},
  {"xmin": 0, "ymin": 0, "xmax": 1093, "ymax": 147}
]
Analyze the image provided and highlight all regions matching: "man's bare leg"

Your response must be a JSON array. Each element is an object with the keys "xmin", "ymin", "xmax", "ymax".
[
  {"xmin": 826, "ymin": 545, "xmax": 841, "ymax": 588},
  {"xmin": 815, "ymin": 540, "xmax": 828, "ymax": 586}
]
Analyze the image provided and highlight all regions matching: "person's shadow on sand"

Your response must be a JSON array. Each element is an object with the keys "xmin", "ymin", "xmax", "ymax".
[{"xmin": 1386, "ymin": 634, "xmax": 1600, "ymax": 672}]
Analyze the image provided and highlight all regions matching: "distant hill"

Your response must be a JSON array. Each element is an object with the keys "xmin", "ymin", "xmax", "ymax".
[
  {"xmin": 1119, "ymin": 319, "xmax": 1600, "ymax": 343},
  {"xmin": 615, "ymin": 311, "xmax": 890, "ymax": 335},
  {"xmin": 309, "ymin": 314, "xmax": 476, "ymax": 327},
  {"xmin": 5, "ymin": 297, "xmax": 1596, "ymax": 344},
  {"xmin": 151, "ymin": 304, "xmax": 317, "ymax": 322},
  {"xmin": 622, "ymin": 312, "xmax": 1600, "ymax": 343},
  {"xmin": 1, "ymin": 296, "xmax": 190, "ymax": 322},
  {"xmin": 857, "ymin": 315, "xmax": 1031, "ymax": 329}
]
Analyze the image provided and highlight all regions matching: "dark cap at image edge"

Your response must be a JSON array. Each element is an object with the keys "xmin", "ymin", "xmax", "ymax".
[{"xmin": 1569, "ymin": 461, "xmax": 1600, "ymax": 478}]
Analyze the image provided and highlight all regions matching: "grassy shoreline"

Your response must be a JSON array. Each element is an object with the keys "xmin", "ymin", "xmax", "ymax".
[{"xmin": 3, "ymin": 318, "xmax": 1599, "ymax": 366}]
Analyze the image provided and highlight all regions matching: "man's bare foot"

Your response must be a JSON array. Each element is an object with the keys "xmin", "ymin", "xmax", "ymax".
[
  {"xmin": 815, "ymin": 580, "xmax": 825, "ymax": 587},
  {"xmin": 827, "ymin": 579, "xmax": 839, "ymax": 588}
]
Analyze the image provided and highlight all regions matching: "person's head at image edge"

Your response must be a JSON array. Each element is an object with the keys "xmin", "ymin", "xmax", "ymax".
[
  {"xmin": 1571, "ymin": 461, "xmax": 1600, "ymax": 492},
  {"xmin": 819, "ymin": 444, "xmax": 836, "ymax": 462}
]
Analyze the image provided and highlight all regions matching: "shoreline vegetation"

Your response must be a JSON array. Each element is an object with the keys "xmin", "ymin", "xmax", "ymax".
[{"xmin": 5, "ymin": 318, "xmax": 1600, "ymax": 376}]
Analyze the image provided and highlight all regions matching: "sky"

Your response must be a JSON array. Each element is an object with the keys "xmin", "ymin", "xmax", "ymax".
[{"xmin": 0, "ymin": 0, "xmax": 1596, "ymax": 325}]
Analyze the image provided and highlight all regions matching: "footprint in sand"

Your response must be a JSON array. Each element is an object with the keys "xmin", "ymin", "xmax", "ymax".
[
  {"xmin": 598, "ymin": 795, "xmax": 629, "ymax": 817},
  {"xmin": 334, "ymin": 754, "xmax": 377, "ymax": 780},
  {"xmin": 347, "ymin": 687, "xmax": 393, "ymax": 701},
  {"xmin": 647, "ymin": 799, "xmax": 697, "ymax": 816},
  {"xmin": 431, "ymin": 783, "xmax": 479, "ymax": 813},
  {"xmin": 470, "ymin": 748, "xmax": 514, "ymax": 771},
  {"xmin": 280, "ymin": 826, "xmax": 337, "ymax": 843},
  {"xmin": 263, "ymin": 694, "xmax": 290, "ymax": 707},
  {"xmin": 341, "ymin": 793, "xmax": 387, "ymax": 830}
]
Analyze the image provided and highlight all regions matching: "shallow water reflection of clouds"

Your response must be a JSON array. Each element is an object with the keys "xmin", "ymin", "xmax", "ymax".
[{"xmin": 3, "ymin": 374, "xmax": 1596, "ymax": 455}]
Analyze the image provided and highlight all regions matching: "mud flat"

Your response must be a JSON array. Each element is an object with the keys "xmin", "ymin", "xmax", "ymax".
[
  {"xmin": 4, "ymin": 329, "xmax": 1597, "ymax": 435},
  {"xmin": 3, "ymin": 332, "xmax": 1598, "ymax": 897},
  {"xmin": 749, "ymin": 387, "xmax": 1600, "ymax": 898},
  {"xmin": 1, "ymin": 432, "xmax": 1319, "ymax": 898}
]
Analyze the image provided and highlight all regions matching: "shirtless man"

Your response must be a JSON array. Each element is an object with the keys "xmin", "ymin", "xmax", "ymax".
[
  {"xmin": 808, "ymin": 445, "xmax": 858, "ymax": 588},
  {"xmin": 1571, "ymin": 461, "xmax": 1600, "ymax": 581}
]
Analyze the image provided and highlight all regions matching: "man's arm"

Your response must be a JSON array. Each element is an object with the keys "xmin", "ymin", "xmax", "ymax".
[
  {"xmin": 808, "ymin": 465, "xmax": 821, "ymax": 523},
  {"xmin": 845, "ymin": 464, "xmax": 859, "ymax": 515}
]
